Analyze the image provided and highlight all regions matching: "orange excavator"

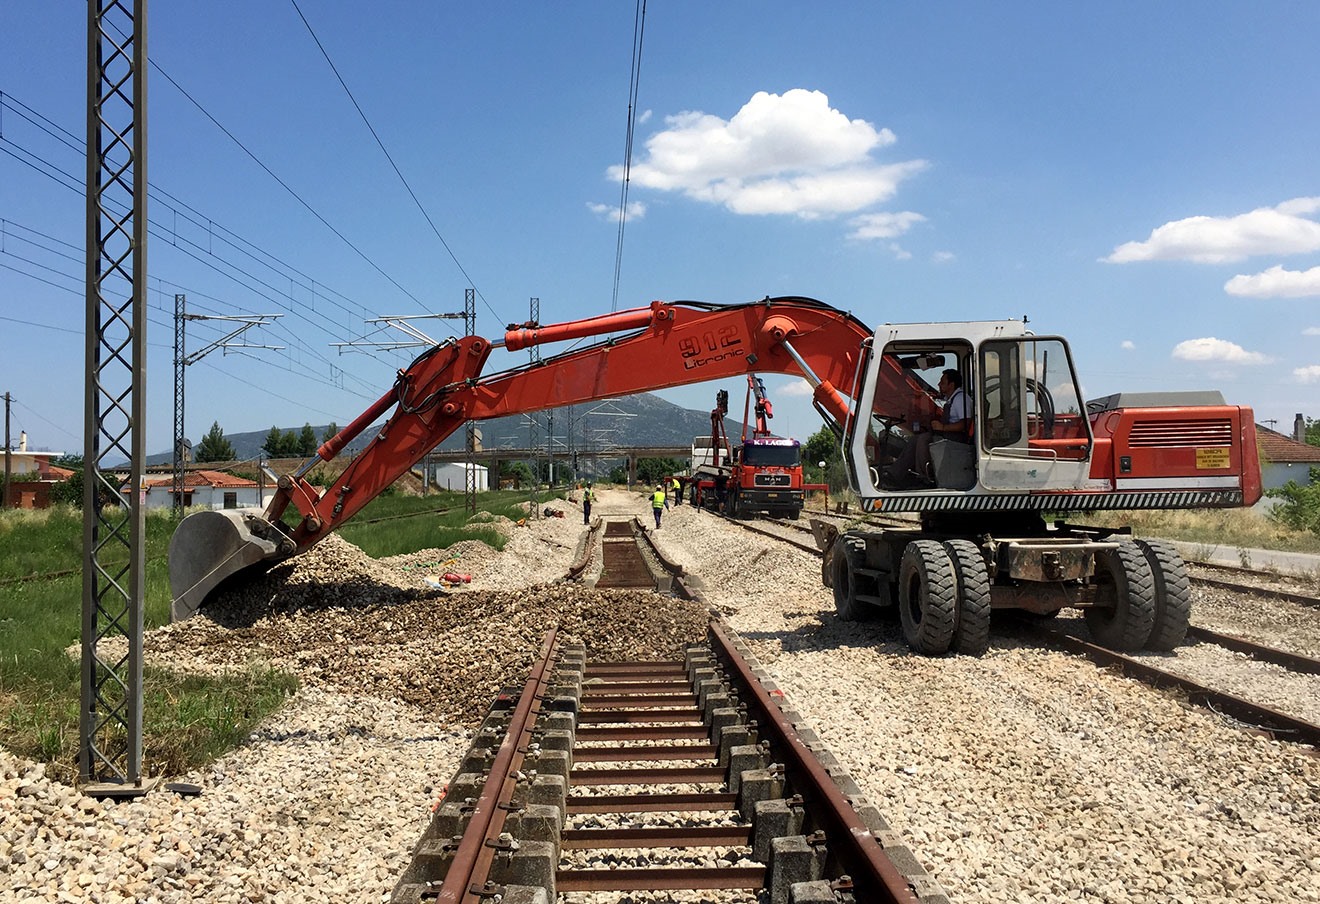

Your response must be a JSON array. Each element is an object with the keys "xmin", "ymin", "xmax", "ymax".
[{"xmin": 170, "ymin": 296, "xmax": 1261, "ymax": 656}]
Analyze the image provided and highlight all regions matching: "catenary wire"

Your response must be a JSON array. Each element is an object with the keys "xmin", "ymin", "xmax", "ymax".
[{"xmin": 289, "ymin": 0, "xmax": 503, "ymax": 327}]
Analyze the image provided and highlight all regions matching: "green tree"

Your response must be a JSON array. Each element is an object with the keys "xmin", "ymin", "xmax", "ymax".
[
  {"xmin": 321, "ymin": 422, "xmax": 340, "ymax": 443},
  {"xmin": 49, "ymin": 456, "xmax": 84, "ymax": 508},
  {"xmin": 298, "ymin": 423, "xmax": 317, "ymax": 455},
  {"xmin": 501, "ymin": 461, "xmax": 534, "ymax": 488},
  {"xmin": 802, "ymin": 426, "xmax": 844, "ymax": 490},
  {"xmin": 1265, "ymin": 466, "xmax": 1320, "ymax": 537},
  {"xmin": 635, "ymin": 457, "xmax": 684, "ymax": 486},
  {"xmin": 195, "ymin": 421, "xmax": 236, "ymax": 462},
  {"xmin": 1306, "ymin": 417, "xmax": 1320, "ymax": 447}
]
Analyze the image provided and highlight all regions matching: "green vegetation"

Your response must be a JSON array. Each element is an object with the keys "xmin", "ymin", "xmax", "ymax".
[
  {"xmin": 195, "ymin": 420, "xmax": 236, "ymax": 462},
  {"xmin": 610, "ymin": 457, "xmax": 685, "ymax": 486},
  {"xmin": 0, "ymin": 487, "xmax": 554, "ymax": 783},
  {"xmin": 1264, "ymin": 467, "xmax": 1320, "ymax": 540},
  {"xmin": 1083, "ymin": 505, "xmax": 1320, "ymax": 556}
]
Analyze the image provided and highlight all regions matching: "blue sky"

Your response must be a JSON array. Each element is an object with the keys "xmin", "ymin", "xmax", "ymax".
[{"xmin": 3, "ymin": 2, "xmax": 1319, "ymax": 459}]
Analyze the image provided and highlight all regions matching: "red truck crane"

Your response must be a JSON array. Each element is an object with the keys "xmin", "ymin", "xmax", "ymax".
[
  {"xmin": 169, "ymin": 296, "xmax": 1261, "ymax": 657},
  {"xmin": 687, "ymin": 376, "xmax": 806, "ymax": 519}
]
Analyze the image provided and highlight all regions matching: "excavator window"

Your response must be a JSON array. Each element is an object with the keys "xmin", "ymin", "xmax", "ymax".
[{"xmin": 980, "ymin": 338, "xmax": 1090, "ymax": 457}]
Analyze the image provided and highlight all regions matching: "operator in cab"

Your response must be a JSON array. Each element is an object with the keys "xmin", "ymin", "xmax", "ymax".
[{"xmin": 883, "ymin": 369, "xmax": 971, "ymax": 488}]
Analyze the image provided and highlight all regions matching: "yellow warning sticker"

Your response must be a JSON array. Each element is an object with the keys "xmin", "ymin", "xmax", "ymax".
[{"xmin": 1196, "ymin": 448, "xmax": 1230, "ymax": 469}]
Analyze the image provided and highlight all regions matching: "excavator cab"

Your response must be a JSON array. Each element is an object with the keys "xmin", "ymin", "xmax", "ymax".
[{"xmin": 845, "ymin": 320, "xmax": 1092, "ymax": 503}]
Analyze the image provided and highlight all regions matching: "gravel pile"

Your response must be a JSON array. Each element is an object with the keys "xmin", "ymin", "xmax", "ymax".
[{"xmin": 6, "ymin": 489, "xmax": 1320, "ymax": 904}]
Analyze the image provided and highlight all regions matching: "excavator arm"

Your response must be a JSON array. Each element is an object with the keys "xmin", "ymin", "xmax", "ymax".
[{"xmin": 169, "ymin": 296, "xmax": 876, "ymax": 618}]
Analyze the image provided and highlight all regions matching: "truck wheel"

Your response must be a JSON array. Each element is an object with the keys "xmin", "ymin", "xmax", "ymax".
[
  {"xmin": 898, "ymin": 540, "xmax": 956, "ymax": 655},
  {"xmin": 725, "ymin": 491, "xmax": 739, "ymax": 518},
  {"xmin": 1084, "ymin": 540, "xmax": 1156, "ymax": 651},
  {"xmin": 943, "ymin": 539, "xmax": 991, "ymax": 656},
  {"xmin": 787, "ymin": 507, "xmax": 801, "ymax": 521},
  {"xmin": 1136, "ymin": 539, "xmax": 1191, "ymax": 651},
  {"xmin": 831, "ymin": 540, "xmax": 872, "ymax": 621}
]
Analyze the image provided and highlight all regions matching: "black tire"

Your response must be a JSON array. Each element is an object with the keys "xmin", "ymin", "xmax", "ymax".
[
  {"xmin": 1137, "ymin": 539, "xmax": 1191, "ymax": 651},
  {"xmin": 725, "ymin": 490, "xmax": 739, "ymax": 518},
  {"xmin": 943, "ymin": 539, "xmax": 991, "ymax": 656},
  {"xmin": 832, "ymin": 540, "xmax": 872, "ymax": 621},
  {"xmin": 898, "ymin": 540, "xmax": 957, "ymax": 655},
  {"xmin": 1084, "ymin": 540, "xmax": 1156, "ymax": 651},
  {"xmin": 787, "ymin": 507, "xmax": 801, "ymax": 521}
]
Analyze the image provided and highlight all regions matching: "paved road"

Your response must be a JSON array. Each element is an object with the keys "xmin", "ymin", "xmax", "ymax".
[{"xmin": 1168, "ymin": 539, "xmax": 1320, "ymax": 576}]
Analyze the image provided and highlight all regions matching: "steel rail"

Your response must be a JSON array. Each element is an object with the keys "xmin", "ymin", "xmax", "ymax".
[
  {"xmin": 1034, "ymin": 626, "xmax": 1320, "ymax": 750},
  {"xmin": 434, "ymin": 628, "xmax": 560, "ymax": 904},
  {"xmin": 708, "ymin": 618, "xmax": 923, "ymax": 904},
  {"xmin": 1190, "ymin": 574, "xmax": 1320, "ymax": 610},
  {"xmin": 1185, "ymin": 625, "xmax": 1320, "ymax": 675}
]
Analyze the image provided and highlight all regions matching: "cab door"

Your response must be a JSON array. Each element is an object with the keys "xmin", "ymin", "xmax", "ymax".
[{"xmin": 977, "ymin": 337, "xmax": 1093, "ymax": 490}]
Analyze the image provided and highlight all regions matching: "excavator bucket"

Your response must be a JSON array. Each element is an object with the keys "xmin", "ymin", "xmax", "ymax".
[{"xmin": 168, "ymin": 509, "xmax": 294, "ymax": 621}]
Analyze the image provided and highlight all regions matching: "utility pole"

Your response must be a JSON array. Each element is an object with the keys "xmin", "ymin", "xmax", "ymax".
[
  {"xmin": 3, "ymin": 392, "xmax": 11, "ymax": 509},
  {"xmin": 462, "ymin": 289, "xmax": 479, "ymax": 516},
  {"xmin": 82, "ymin": 0, "xmax": 148, "ymax": 796},
  {"xmin": 172, "ymin": 298, "xmax": 282, "ymax": 516},
  {"xmin": 526, "ymin": 297, "xmax": 541, "ymax": 518}
]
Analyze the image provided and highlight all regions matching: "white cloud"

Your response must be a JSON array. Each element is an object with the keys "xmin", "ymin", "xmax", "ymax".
[
  {"xmin": 1104, "ymin": 197, "xmax": 1320, "ymax": 264},
  {"xmin": 1171, "ymin": 337, "xmax": 1272, "ymax": 365},
  {"xmin": 1224, "ymin": 264, "xmax": 1320, "ymax": 298},
  {"xmin": 638, "ymin": 109, "xmax": 652, "ymax": 125},
  {"xmin": 610, "ymin": 89, "xmax": 927, "ymax": 220},
  {"xmin": 848, "ymin": 211, "xmax": 925, "ymax": 241},
  {"xmin": 1305, "ymin": 327, "xmax": 1320, "ymax": 336},
  {"xmin": 776, "ymin": 380, "xmax": 815, "ymax": 398},
  {"xmin": 1121, "ymin": 340, "xmax": 1136, "ymax": 351},
  {"xmin": 1295, "ymin": 365, "xmax": 1320, "ymax": 383},
  {"xmin": 931, "ymin": 251, "xmax": 955, "ymax": 264},
  {"xmin": 587, "ymin": 200, "xmax": 647, "ymax": 222}
]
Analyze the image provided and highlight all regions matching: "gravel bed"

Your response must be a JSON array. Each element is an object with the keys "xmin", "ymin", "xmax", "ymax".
[
  {"xmin": 649, "ymin": 502, "xmax": 1320, "ymax": 904},
  {"xmin": 6, "ymin": 488, "xmax": 1320, "ymax": 903},
  {"xmin": 1192, "ymin": 583, "xmax": 1320, "ymax": 658}
]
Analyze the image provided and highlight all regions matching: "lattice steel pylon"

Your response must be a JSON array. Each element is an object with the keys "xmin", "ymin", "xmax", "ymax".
[
  {"xmin": 81, "ymin": 0, "xmax": 150, "ymax": 794},
  {"xmin": 462, "ymin": 288, "xmax": 479, "ymax": 515},
  {"xmin": 172, "ymin": 294, "xmax": 186, "ymax": 517},
  {"xmin": 526, "ymin": 296, "xmax": 541, "ymax": 518}
]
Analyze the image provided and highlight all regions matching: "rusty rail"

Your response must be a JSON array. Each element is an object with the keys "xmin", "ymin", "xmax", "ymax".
[{"xmin": 433, "ymin": 629, "xmax": 559, "ymax": 903}]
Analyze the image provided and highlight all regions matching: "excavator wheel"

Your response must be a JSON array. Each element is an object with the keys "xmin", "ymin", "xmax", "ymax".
[
  {"xmin": 1136, "ymin": 539, "xmax": 1191, "ymax": 651},
  {"xmin": 898, "ymin": 540, "xmax": 957, "ymax": 655},
  {"xmin": 1084, "ymin": 540, "xmax": 1156, "ymax": 651},
  {"xmin": 943, "ymin": 539, "xmax": 991, "ymax": 656},
  {"xmin": 831, "ymin": 538, "xmax": 873, "ymax": 621}
]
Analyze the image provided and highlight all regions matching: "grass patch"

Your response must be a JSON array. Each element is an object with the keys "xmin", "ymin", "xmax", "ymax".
[
  {"xmin": 1081, "ymin": 506, "xmax": 1320, "ymax": 556},
  {"xmin": 0, "ymin": 489, "xmax": 554, "ymax": 783}
]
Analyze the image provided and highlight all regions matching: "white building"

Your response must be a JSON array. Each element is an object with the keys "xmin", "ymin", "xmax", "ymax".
[
  {"xmin": 121, "ymin": 469, "xmax": 271, "ymax": 511},
  {"xmin": 429, "ymin": 461, "xmax": 489, "ymax": 492}
]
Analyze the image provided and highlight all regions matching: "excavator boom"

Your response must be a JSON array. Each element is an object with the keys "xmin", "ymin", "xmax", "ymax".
[{"xmin": 169, "ymin": 296, "xmax": 875, "ymax": 618}]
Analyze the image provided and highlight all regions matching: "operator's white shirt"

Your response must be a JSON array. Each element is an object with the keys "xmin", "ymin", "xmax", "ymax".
[{"xmin": 944, "ymin": 387, "xmax": 971, "ymax": 423}]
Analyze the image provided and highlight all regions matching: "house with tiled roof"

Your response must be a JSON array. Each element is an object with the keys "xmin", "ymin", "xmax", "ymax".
[
  {"xmin": 1256, "ymin": 420, "xmax": 1320, "ymax": 507},
  {"xmin": 121, "ymin": 469, "xmax": 271, "ymax": 511},
  {"xmin": 3, "ymin": 433, "xmax": 68, "ymax": 509}
]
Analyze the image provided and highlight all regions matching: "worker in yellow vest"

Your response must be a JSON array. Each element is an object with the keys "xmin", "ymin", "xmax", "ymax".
[
  {"xmin": 651, "ymin": 484, "xmax": 666, "ymax": 528},
  {"xmin": 582, "ymin": 482, "xmax": 596, "ymax": 525},
  {"xmin": 671, "ymin": 475, "xmax": 682, "ymax": 506}
]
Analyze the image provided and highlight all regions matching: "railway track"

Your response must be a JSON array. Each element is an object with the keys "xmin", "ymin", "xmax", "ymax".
[{"xmin": 391, "ymin": 617, "xmax": 944, "ymax": 903}]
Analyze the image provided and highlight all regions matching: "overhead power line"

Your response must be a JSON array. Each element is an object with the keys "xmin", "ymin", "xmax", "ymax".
[
  {"xmin": 96, "ymin": 22, "xmax": 432, "ymax": 313},
  {"xmin": 611, "ymin": 0, "xmax": 648, "ymax": 312},
  {"xmin": 289, "ymin": 0, "xmax": 503, "ymax": 327}
]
